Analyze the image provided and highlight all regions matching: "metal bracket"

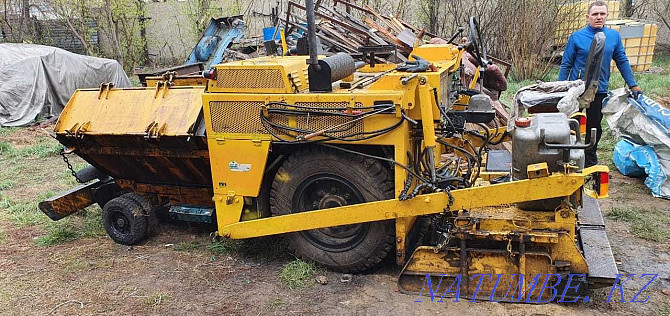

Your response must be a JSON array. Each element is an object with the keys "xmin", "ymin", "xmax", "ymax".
[
  {"xmin": 153, "ymin": 72, "xmax": 176, "ymax": 99},
  {"xmin": 97, "ymin": 82, "xmax": 114, "ymax": 99},
  {"xmin": 144, "ymin": 121, "xmax": 167, "ymax": 140},
  {"xmin": 65, "ymin": 121, "xmax": 91, "ymax": 139}
]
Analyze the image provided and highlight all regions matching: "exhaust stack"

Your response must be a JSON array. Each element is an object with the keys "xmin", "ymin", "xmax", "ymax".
[{"xmin": 305, "ymin": 0, "xmax": 355, "ymax": 92}]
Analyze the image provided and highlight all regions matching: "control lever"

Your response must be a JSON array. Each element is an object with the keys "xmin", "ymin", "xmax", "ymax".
[{"xmin": 447, "ymin": 27, "xmax": 465, "ymax": 44}]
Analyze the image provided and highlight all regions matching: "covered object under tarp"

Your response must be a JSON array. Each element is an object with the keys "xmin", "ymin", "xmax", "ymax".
[{"xmin": 0, "ymin": 43, "xmax": 131, "ymax": 127}]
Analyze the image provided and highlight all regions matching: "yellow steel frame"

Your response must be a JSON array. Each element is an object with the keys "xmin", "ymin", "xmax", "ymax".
[
  {"xmin": 200, "ymin": 42, "xmax": 607, "ymax": 268},
  {"xmin": 217, "ymin": 171, "xmax": 588, "ymax": 239}
]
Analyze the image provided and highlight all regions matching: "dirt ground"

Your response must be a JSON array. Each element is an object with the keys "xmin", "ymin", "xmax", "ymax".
[{"xmin": 0, "ymin": 127, "xmax": 669, "ymax": 316}]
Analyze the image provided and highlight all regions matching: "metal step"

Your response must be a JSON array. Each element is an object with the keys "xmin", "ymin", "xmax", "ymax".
[
  {"xmin": 578, "ymin": 196, "xmax": 618, "ymax": 286},
  {"xmin": 169, "ymin": 205, "xmax": 214, "ymax": 223}
]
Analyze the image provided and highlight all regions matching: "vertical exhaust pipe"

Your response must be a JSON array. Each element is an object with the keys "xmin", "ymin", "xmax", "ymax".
[
  {"xmin": 305, "ymin": 0, "xmax": 355, "ymax": 92},
  {"xmin": 305, "ymin": 0, "xmax": 320, "ymax": 71}
]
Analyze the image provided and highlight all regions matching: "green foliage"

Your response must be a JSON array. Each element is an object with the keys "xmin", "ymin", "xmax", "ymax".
[
  {"xmin": 209, "ymin": 237, "xmax": 287, "ymax": 261},
  {"xmin": 174, "ymin": 241, "xmax": 202, "ymax": 252},
  {"xmin": 659, "ymin": 303, "xmax": 670, "ymax": 316},
  {"xmin": 0, "ymin": 141, "xmax": 10, "ymax": 155},
  {"xmin": 0, "ymin": 193, "xmax": 12, "ymax": 209},
  {"xmin": 264, "ymin": 297, "xmax": 284, "ymax": 310},
  {"xmin": 145, "ymin": 293, "xmax": 171, "ymax": 307},
  {"xmin": 6, "ymin": 141, "xmax": 63, "ymax": 158},
  {"xmin": 35, "ymin": 223, "xmax": 80, "ymax": 246},
  {"xmin": 208, "ymin": 239, "xmax": 240, "ymax": 254},
  {"xmin": 79, "ymin": 207, "xmax": 106, "ymax": 237},
  {"xmin": 0, "ymin": 127, "xmax": 19, "ymax": 137},
  {"xmin": 279, "ymin": 259, "xmax": 316, "ymax": 290},
  {"xmin": 609, "ymin": 54, "xmax": 670, "ymax": 99},
  {"xmin": 0, "ymin": 180, "xmax": 13, "ymax": 191},
  {"xmin": 182, "ymin": 0, "xmax": 221, "ymax": 39},
  {"xmin": 607, "ymin": 207, "xmax": 670, "ymax": 242}
]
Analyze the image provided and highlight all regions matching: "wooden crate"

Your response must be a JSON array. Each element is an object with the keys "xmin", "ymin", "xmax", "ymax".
[
  {"xmin": 554, "ymin": 0, "xmax": 621, "ymax": 46},
  {"xmin": 607, "ymin": 20, "xmax": 658, "ymax": 72}
]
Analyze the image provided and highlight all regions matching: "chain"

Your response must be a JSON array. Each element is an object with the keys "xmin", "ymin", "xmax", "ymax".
[{"xmin": 60, "ymin": 148, "xmax": 83, "ymax": 183}]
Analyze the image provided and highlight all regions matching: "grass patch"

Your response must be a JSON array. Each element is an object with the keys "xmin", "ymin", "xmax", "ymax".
[
  {"xmin": 0, "ymin": 229, "xmax": 5, "ymax": 244},
  {"xmin": 2, "ymin": 191, "xmax": 57, "ymax": 227},
  {"xmin": 0, "ymin": 179, "xmax": 13, "ymax": 190},
  {"xmin": 659, "ymin": 303, "xmax": 670, "ymax": 316},
  {"xmin": 0, "ymin": 127, "xmax": 19, "ymax": 137},
  {"xmin": 264, "ymin": 297, "xmax": 284, "ymax": 310},
  {"xmin": 35, "ymin": 223, "xmax": 80, "ymax": 246},
  {"xmin": 174, "ymin": 241, "xmax": 202, "ymax": 252},
  {"xmin": 279, "ymin": 259, "xmax": 316, "ymax": 290},
  {"xmin": 208, "ymin": 239, "xmax": 240, "ymax": 254},
  {"xmin": 0, "ymin": 141, "xmax": 10, "ymax": 155},
  {"xmin": 609, "ymin": 54, "xmax": 670, "ymax": 99},
  {"xmin": 144, "ymin": 293, "xmax": 170, "ymax": 307},
  {"xmin": 0, "ymin": 193, "xmax": 12, "ymax": 209},
  {"xmin": 6, "ymin": 140, "xmax": 63, "ymax": 158},
  {"xmin": 78, "ymin": 207, "xmax": 105, "ymax": 237},
  {"xmin": 208, "ymin": 237, "xmax": 288, "ymax": 261},
  {"xmin": 607, "ymin": 207, "xmax": 670, "ymax": 242},
  {"xmin": 2, "ymin": 200, "xmax": 45, "ymax": 227}
]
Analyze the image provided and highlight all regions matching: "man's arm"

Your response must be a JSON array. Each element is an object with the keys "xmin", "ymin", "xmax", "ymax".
[
  {"xmin": 613, "ymin": 33, "xmax": 638, "ymax": 88},
  {"xmin": 558, "ymin": 35, "xmax": 576, "ymax": 81}
]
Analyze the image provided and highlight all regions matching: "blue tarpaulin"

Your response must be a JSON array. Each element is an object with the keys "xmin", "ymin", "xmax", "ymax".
[
  {"xmin": 613, "ymin": 138, "xmax": 666, "ymax": 197},
  {"xmin": 603, "ymin": 88, "xmax": 670, "ymax": 199}
]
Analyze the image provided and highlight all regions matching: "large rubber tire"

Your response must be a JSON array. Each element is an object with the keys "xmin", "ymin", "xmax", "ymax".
[
  {"xmin": 102, "ymin": 193, "xmax": 148, "ymax": 245},
  {"xmin": 123, "ymin": 192, "xmax": 159, "ymax": 235},
  {"xmin": 270, "ymin": 147, "xmax": 395, "ymax": 273}
]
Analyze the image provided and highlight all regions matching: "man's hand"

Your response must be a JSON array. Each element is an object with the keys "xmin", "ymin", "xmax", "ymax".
[{"xmin": 630, "ymin": 86, "xmax": 643, "ymax": 99}]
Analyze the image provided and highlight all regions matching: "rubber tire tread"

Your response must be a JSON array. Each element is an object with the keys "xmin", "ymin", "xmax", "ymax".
[
  {"xmin": 270, "ymin": 147, "xmax": 395, "ymax": 273},
  {"xmin": 122, "ymin": 192, "xmax": 159, "ymax": 236},
  {"xmin": 102, "ymin": 193, "xmax": 148, "ymax": 245}
]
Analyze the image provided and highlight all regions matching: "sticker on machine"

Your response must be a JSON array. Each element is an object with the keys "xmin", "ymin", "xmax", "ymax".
[{"xmin": 229, "ymin": 161, "xmax": 251, "ymax": 172}]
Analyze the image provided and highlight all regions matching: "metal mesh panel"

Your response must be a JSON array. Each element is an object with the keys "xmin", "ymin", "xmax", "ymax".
[
  {"xmin": 293, "ymin": 102, "xmax": 364, "ymax": 138},
  {"xmin": 216, "ymin": 68, "xmax": 285, "ymax": 90},
  {"xmin": 209, "ymin": 101, "xmax": 265, "ymax": 134},
  {"xmin": 209, "ymin": 101, "xmax": 366, "ymax": 137}
]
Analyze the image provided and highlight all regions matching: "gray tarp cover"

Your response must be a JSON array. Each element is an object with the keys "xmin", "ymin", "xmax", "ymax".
[{"xmin": 0, "ymin": 43, "xmax": 131, "ymax": 126}]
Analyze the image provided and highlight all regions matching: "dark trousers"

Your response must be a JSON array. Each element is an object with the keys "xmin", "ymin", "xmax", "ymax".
[{"xmin": 584, "ymin": 93, "xmax": 608, "ymax": 167}]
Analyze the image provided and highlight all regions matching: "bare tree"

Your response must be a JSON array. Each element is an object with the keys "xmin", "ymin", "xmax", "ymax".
[
  {"xmin": 95, "ymin": 0, "xmax": 147, "ymax": 71},
  {"xmin": 46, "ymin": 0, "xmax": 95, "ymax": 54}
]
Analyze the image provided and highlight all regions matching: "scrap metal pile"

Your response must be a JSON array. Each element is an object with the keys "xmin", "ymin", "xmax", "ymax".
[{"xmin": 278, "ymin": 0, "xmax": 438, "ymax": 62}]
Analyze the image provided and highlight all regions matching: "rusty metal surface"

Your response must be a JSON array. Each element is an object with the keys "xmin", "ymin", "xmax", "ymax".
[
  {"xmin": 38, "ymin": 180, "xmax": 101, "ymax": 220},
  {"xmin": 116, "ymin": 180, "xmax": 213, "ymax": 206},
  {"xmin": 137, "ymin": 63, "xmax": 204, "ymax": 86},
  {"xmin": 56, "ymin": 134, "xmax": 212, "ymax": 187}
]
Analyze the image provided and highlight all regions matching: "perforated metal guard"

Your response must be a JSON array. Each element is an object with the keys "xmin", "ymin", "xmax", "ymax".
[
  {"xmin": 293, "ymin": 102, "xmax": 364, "ymax": 138},
  {"xmin": 209, "ymin": 101, "xmax": 366, "ymax": 138},
  {"xmin": 210, "ymin": 101, "xmax": 266, "ymax": 134},
  {"xmin": 216, "ymin": 68, "xmax": 285, "ymax": 90}
]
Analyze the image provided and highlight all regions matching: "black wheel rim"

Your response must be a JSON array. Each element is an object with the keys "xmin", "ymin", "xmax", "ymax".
[
  {"xmin": 292, "ymin": 173, "xmax": 370, "ymax": 252},
  {"xmin": 110, "ymin": 210, "xmax": 131, "ymax": 235}
]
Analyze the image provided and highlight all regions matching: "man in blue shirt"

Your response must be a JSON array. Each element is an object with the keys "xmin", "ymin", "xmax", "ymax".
[{"xmin": 559, "ymin": 0, "xmax": 642, "ymax": 167}]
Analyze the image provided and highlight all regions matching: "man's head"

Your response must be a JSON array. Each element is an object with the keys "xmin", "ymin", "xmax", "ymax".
[{"xmin": 587, "ymin": 1, "xmax": 608, "ymax": 29}]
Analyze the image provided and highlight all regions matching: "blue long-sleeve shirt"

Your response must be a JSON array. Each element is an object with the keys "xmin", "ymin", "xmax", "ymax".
[{"xmin": 558, "ymin": 25, "xmax": 637, "ymax": 94}]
